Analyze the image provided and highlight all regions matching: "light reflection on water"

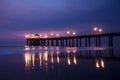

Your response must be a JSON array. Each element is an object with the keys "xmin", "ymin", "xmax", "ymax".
[
  {"xmin": 0, "ymin": 46, "xmax": 120, "ymax": 80},
  {"xmin": 24, "ymin": 47, "xmax": 116, "ymax": 71},
  {"xmin": 24, "ymin": 51, "xmax": 78, "ymax": 70},
  {"xmin": 96, "ymin": 58, "xmax": 105, "ymax": 69}
]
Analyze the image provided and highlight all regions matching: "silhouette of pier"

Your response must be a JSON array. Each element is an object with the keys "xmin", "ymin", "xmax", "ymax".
[{"xmin": 26, "ymin": 32, "xmax": 120, "ymax": 47}]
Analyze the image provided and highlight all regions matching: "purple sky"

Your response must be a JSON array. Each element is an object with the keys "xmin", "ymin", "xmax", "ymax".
[{"xmin": 0, "ymin": 0, "xmax": 120, "ymax": 41}]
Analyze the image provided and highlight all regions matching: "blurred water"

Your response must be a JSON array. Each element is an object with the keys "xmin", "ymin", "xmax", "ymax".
[{"xmin": 0, "ymin": 46, "xmax": 120, "ymax": 80}]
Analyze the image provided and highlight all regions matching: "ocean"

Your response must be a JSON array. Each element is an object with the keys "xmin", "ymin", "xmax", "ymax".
[{"xmin": 0, "ymin": 46, "xmax": 120, "ymax": 80}]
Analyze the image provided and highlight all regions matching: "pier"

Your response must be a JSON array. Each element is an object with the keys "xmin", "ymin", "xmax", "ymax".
[{"xmin": 25, "ymin": 32, "xmax": 120, "ymax": 47}]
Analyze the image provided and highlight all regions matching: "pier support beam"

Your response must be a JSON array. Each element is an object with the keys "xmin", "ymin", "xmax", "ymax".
[
  {"xmin": 47, "ymin": 40, "xmax": 49, "ymax": 46},
  {"xmin": 61, "ymin": 39, "xmax": 64, "ymax": 47},
  {"xmin": 44, "ymin": 40, "xmax": 46, "ymax": 46},
  {"xmin": 59, "ymin": 40, "xmax": 61, "ymax": 46},
  {"xmin": 51, "ymin": 40, "xmax": 54, "ymax": 46},
  {"xmin": 98, "ymin": 37, "xmax": 101, "ymax": 47},
  {"xmin": 85, "ymin": 38, "xmax": 88, "ymax": 47},
  {"xmin": 109, "ymin": 48, "xmax": 114, "ymax": 57},
  {"xmin": 108, "ymin": 36, "xmax": 113, "ymax": 47},
  {"xmin": 96, "ymin": 37, "xmax": 98, "ymax": 47},
  {"xmin": 79, "ymin": 38, "xmax": 81, "ymax": 47},
  {"xmin": 76, "ymin": 38, "xmax": 78, "ymax": 47},
  {"xmin": 66, "ymin": 39, "xmax": 67, "ymax": 47},
  {"xmin": 39, "ymin": 40, "xmax": 41, "ymax": 46},
  {"xmin": 72, "ymin": 39, "xmax": 74, "ymax": 47},
  {"xmin": 69, "ymin": 39, "xmax": 71, "ymax": 47},
  {"xmin": 26, "ymin": 39, "xmax": 29, "ymax": 45},
  {"xmin": 88, "ymin": 38, "xmax": 91, "ymax": 47},
  {"xmin": 62, "ymin": 39, "xmax": 64, "ymax": 47},
  {"xmin": 95, "ymin": 36, "xmax": 101, "ymax": 47},
  {"xmin": 56, "ymin": 39, "xmax": 58, "ymax": 46},
  {"xmin": 41, "ymin": 39, "xmax": 43, "ymax": 46}
]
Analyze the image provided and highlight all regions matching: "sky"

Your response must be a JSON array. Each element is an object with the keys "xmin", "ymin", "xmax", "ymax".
[{"xmin": 0, "ymin": 0, "xmax": 120, "ymax": 44}]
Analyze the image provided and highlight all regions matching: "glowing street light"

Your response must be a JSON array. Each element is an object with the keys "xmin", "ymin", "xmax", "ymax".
[
  {"xmin": 56, "ymin": 33, "xmax": 59, "ymax": 37},
  {"xmin": 31, "ymin": 34, "xmax": 34, "ymax": 38},
  {"xmin": 73, "ymin": 32, "xmax": 76, "ymax": 36},
  {"xmin": 94, "ymin": 27, "xmax": 98, "ymax": 31},
  {"xmin": 51, "ymin": 33, "xmax": 53, "ymax": 36},
  {"xmin": 39, "ymin": 34, "xmax": 42, "ymax": 37},
  {"xmin": 93, "ymin": 27, "xmax": 103, "ymax": 34},
  {"xmin": 25, "ymin": 34, "xmax": 30, "ymax": 39},
  {"xmin": 67, "ymin": 31, "xmax": 70, "ymax": 35},
  {"xmin": 45, "ymin": 35, "xmax": 48, "ymax": 38},
  {"xmin": 38, "ymin": 34, "xmax": 42, "ymax": 38},
  {"xmin": 99, "ymin": 29, "xmax": 102, "ymax": 34}
]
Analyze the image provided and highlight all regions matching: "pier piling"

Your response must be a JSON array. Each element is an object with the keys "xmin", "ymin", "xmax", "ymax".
[{"xmin": 26, "ymin": 32, "xmax": 120, "ymax": 47}]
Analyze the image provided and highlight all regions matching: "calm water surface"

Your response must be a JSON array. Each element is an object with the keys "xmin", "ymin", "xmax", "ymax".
[{"xmin": 0, "ymin": 46, "xmax": 120, "ymax": 80}]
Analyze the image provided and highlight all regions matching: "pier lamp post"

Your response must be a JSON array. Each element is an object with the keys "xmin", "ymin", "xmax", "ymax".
[
  {"xmin": 67, "ymin": 31, "xmax": 70, "ymax": 47},
  {"xmin": 31, "ymin": 34, "xmax": 35, "ymax": 39},
  {"xmin": 45, "ymin": 35, "xmax": 48, "ymax": 38},
  {"xmin": 98, "ymin": 29, "xmax": 102, "ymax": 34},
  {"xmin": 44, "ymin": 35, "xmax": 48, "ymax": 46},
  {"xmin": 73, "ymin": 32, "xmax": 76, "ymax": 36},
  {"xmin": 67, "ymin": 31, "xmax": 70, "ymax": 35},
  {"xmin": 93, "ymin": 27, "xmax": 98, "ymax": 34},
  {"xmin": 51, "ymin": 33, "xmax": 54, "ymax": 38},
  {"xmin": 25, "ymin": 34, "xmax": 30, "ymax": 39},
  {"xmin": 93, "ymin": 27, "xmax": 103, "ymax": 47},
  {"xmin": 94, "ymin": 27, "xmax": 98, "ymax": 31},
  {"xmin": 71, "ymin": 32, "xmax": 76, "ymax": 47},
  {"xmin": 39, "ymin": 34, "xmax": 42, "ymax": 38},
  {"xmin": 67, "ymin": 31, "xmax": 70, "ymax": 37},
  {"xmin": 93, "ymin": 27, "xmax": 103, "ymax": 34},
  {"xmin": 56, "ymin": 33, "xmax": 59, "ymax": 37},
  {"xmin": 51, "ymin": 33, "xmax": 53, "ymax": 36},
  {"xmin": 56, "ymin": 33, "xmax": 59, "ymax": 46}
]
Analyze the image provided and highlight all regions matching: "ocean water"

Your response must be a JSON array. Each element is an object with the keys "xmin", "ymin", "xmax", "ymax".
[{"xmin": 0, "ymin": 46, "xmax": 120, "ymax": 80}]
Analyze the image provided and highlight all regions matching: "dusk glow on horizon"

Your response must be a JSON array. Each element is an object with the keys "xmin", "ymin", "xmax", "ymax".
[{"xmin": 0, "ymin": 0, "xmax": 120, "ymax": 41}]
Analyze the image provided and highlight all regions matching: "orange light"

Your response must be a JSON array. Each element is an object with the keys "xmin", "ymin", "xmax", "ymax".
[
  {"xmin": 32, "ymin": 54, "xmax": 35, "ymax": 67},
  {"xmin": 73, "ymin": 49, "xmax": 76, "ymax": 53},
  {"xmin": 99, "ymin": 29, "xmax": 102, "ymax": 32},
  {"xmin": 51, "ymin": 33, "xmax": 53, "ymax": 36},
  {"xmin": 25, "ymin": 34, "xmax": 30, "ymax": 38},
  {"xmin": 39, "ymin": 53, "xmax": 42, "ymax": 68},
  {"xmin": 51, "ymin": 52, "xmax": 54, "ymax": 63},
  {"xmin": 57, "ymin": 51, "xmax": 60, "ymax": 63},
  {"xmin": 39, "ymin": 34, "xmax": 42, "ymax": 37},
  {"xmin": 67, "ymin": 31, "xmax": 70, "ymax": 34},
  {"xmin": 67, "ymin": 51, "xmax": 71, "ymax": 65},
  {"xmin": 43, "ymin": 51, "xmax": 48, "ymax": 61},
  {"xmin": 73, "ymin": 54, "xmax": 77, "ymax": 64},
  {"xmin": 101, "ymin": 59, "xmax": 105, "ymax": 68},
  {"xmin": 96, "ymin": 60, "xmax": 100, "ymax": 68},
  {"xmin": 24, "ymin": 53, "xmax": 31, "ymax": 68},
  {"xmin": 73, "ymin": 32, "xmax": 76, "ymax": 35},
  {"xmin": 31, "ymin": 34, "xmax": 36, "ymax": 39},
  {"xmin": 45, "ymin": 35, "xmax": 48, "ymax": 38},
  {"xmin": 56, "ymin": 33, "xmax": 59, "ymax": 37},
  {"xmin": 24, "ymin": 46, "xmax": 30, "ymax": 51},
  {"xmin": 94, "ymin": 27, "xmax": 98, "ymax": 31}
]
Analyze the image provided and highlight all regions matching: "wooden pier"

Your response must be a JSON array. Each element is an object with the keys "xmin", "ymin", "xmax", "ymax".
[{"xmin": 26, "ymin": 32, "xmax": 120, "ymax": 47}]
